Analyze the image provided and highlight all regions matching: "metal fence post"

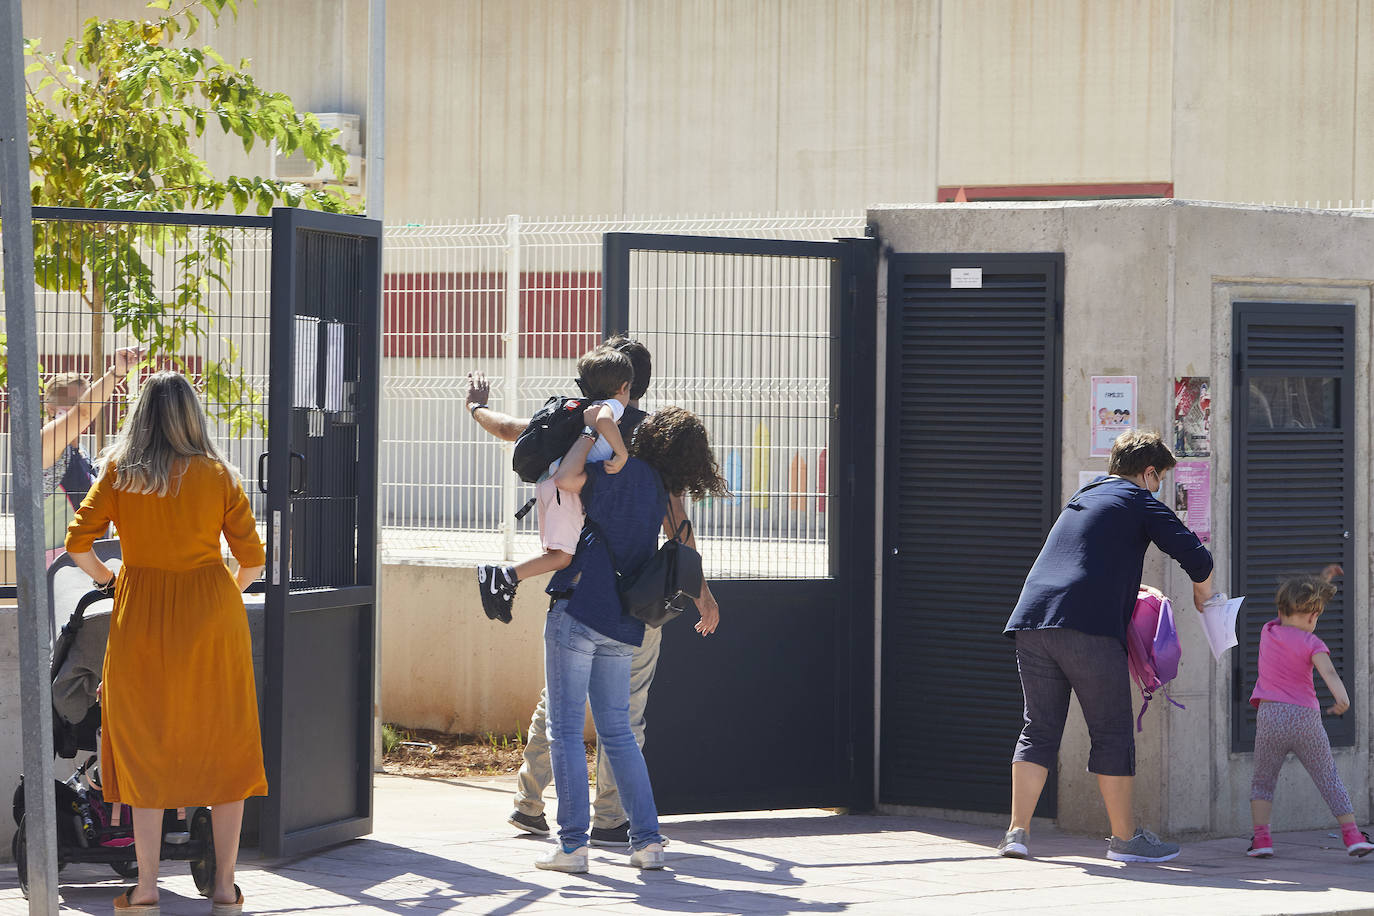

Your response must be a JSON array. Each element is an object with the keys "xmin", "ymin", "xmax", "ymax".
[
  {"xmin": 366, "ymin": 0, "xmax": 386, "ymax": 772},
  {"xmin": 502, "ymin": 214, "xmax": 521, "ymax": 561},
  {"xmin": 0, "ymin": 0, "xmax": 60, "ymax": 911}
]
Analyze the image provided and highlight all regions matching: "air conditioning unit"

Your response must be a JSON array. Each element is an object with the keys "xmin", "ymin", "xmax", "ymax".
[{"xmin": 272, "ymin": 112, "xmax": 363, "ymax": 186}]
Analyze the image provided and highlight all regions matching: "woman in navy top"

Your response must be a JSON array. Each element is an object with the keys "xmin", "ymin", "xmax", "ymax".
[
  {"xmin": 537, "ymin": 406, "xmax": 727, "ymax": 874},
  {"xmin": 999, "ymin": 430, "xmax": 1214, "ymax": 864}
]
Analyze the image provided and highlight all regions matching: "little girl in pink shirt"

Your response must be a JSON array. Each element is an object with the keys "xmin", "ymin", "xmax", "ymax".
[{"xmin": 1248, "ymin": 566, "xmax": 1373, "ymax": 858}]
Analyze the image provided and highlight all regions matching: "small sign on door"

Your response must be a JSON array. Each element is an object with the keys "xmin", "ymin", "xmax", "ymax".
[{"xmin": 950, "ymin": 267, "xmax": 982, "ymax": 289}]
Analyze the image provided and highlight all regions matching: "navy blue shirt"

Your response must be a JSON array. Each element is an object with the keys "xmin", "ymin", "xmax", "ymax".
[
  {"xmin": 1004, "ymin": 475, "xmax": 1214, "ymax": 645},
  {"xmin": 547, "ymin": 458, "xmax": 667, "ymax": 646}
]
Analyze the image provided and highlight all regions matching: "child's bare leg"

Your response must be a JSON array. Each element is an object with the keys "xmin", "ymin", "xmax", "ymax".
[
  {"xmin": 514, "ymin": 550, "xmax": 572, "ymax": 581},
  {"xmin": 1250, "ymin": 799, "xmax": 1273, "ymax": 827}
]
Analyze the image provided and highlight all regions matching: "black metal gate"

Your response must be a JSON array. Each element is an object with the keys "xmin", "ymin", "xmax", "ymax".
[
  {"xmin": 1232, "ymin": 301, "xmax": 1356, "ymax": 751},
  {"xmin": 602, "ymin": 233, "xmax": 877, "ymax": 814},
  {"xmin": 259, "ymin": 208, "xmax": 383, "ymax": 856},
  {"xmin": 882, "ymin": 253, "xmax": 1063, "ymax": 815}
]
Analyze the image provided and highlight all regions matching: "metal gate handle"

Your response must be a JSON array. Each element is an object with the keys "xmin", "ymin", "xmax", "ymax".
[
  {"xmin": 256, "ymin": 452, "xmax": 309, "ymax": 495},
  {"xmin": 289, "ymin": 451, "xmax": 308, "ymax": 496}
]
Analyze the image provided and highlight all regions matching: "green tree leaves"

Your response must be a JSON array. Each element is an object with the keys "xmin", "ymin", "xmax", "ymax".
[{"xmin": 23, "ymin": 0, "xmax": 361, "ymax": 436}]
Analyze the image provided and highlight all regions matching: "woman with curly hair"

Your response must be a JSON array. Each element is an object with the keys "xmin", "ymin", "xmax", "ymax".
[{"xmin": 534, "ymin": 406, "xmax": 727, "ymax": 875}]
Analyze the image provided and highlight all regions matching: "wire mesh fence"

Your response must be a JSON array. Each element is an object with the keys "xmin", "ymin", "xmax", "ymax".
[
  {"xmin": 0, "ymin": 212, "xmax": 273, "ymax": 585},
  {"xmin": 3, "ymin": 209, "xmax": 864, "ymax": 585},
  {"xmin": 623, "ymin": 247, "xmax": 836, "ymax": 578},
  {"xmin": 380, "ymin": 211, "xmax": 865, "ymax": 577}
]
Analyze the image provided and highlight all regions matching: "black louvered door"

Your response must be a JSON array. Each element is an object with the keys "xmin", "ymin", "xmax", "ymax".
[
  {"xmin": 882, "ymin": 254, "xmax": 1062, "ymax": 814},
  {"xmin": 1232, "ymin": 302, "xmax": 1355, "ymax": 751}
]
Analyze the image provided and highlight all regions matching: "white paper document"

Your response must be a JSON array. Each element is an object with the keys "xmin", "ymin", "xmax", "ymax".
[{"xmin": 1201, "ymin": 594, "xmax": 1245, "ymax": 660}]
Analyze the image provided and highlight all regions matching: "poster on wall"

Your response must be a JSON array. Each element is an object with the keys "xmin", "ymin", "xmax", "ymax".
[
  {"xmin": 1090, "ymin": 376, "xmax": 1137, "ymax": 457},
  {"xmin": 1174, "ymin": 460, "xmax": 1211, "ymax": 544},
  {"xmin": 1174, "ymin": 376, "xmax": 1212, "ymax": 457}
]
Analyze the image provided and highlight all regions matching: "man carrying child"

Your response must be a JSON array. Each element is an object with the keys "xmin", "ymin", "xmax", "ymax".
[
  {"xmin": 465, "ymin": 337, "xmax": 718, "ymax": 847},
  {"xmin": 475, "ymin": 346, "xmax": 635, "ymax": 621}
]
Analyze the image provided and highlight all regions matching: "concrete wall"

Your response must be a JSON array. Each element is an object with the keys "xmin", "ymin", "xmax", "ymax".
[
  {"xmin": 23, "ymin": 1, "xmax": 1374, "ymax": 222},
  {"xmin": 22, "ymin": 0, "xmax": 369, "ymax": 206},
  {"xmin": 1172, "ymin": 0, "xmax": 1373, "ymax": 204},
  {"xmin": 870, "ymin": 198, "xmax": 1374, "ymax": 837},
  {"xmin": 938, "ymin": 0, "xmax": 1173, "ymax": 189},
  {"xmin": 379, "ymin": 562, "xmax": 550, "ymax": 736}
]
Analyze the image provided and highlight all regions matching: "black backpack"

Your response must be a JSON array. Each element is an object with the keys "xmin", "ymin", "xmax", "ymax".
[
  {"xmin": 582, "ymin": 498, "xmax": 703, "ymax": 629},
  {"xmin": 511, "ymin": 395, "xmax": 589, "ymax": 483}
]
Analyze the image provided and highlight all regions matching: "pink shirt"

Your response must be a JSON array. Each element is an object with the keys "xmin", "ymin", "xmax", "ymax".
[{"xmin": 1250, "ymin": 618, "xmax": 1330, "ymax": 710}]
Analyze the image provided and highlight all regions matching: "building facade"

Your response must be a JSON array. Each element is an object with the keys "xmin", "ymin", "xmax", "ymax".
[
  {"xmin": 873, "ymin": 199, "xmax": 1374, "ymax": 837},
  {"xmin": 22, "ymin": 1, "xmax": 1374, "ymax": 221}
]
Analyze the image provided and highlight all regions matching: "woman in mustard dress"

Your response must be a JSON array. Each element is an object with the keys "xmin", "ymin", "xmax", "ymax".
[{"xmin": 66, "ymin": 371, "xmax": 267, "ymax": 915}]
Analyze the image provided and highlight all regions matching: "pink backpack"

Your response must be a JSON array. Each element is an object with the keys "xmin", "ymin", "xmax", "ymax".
[{"xmin": 1127, "ymin": 588, "xmax": 1185, "ymax": 731}]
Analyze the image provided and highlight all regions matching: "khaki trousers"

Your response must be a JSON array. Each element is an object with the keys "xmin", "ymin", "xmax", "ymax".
[{"xmin": 514, "ymin": 622, "xmax": 663, "ymax": 827}]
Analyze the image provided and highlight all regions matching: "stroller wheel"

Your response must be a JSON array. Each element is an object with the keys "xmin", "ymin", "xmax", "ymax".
[
  {"xmin": 111, "ymin": 858, "xmax": 139, "ymax": 879},
  {"xmin": 13, "ymin": 814, "xmax": 28, "ymax": 898},
  {"xmin": 189, "ymin": 807, "xmax": 216, "ymax": 898}
]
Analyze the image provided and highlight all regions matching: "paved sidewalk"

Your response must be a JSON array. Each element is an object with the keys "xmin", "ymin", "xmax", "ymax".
[{"xmin": 4, "ymin": 774, "xmax": 1374, "ymax": 915}]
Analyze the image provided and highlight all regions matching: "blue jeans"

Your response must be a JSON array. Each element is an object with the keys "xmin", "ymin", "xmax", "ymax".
[{"xmin": 544, "ymin": 601, "xmax": 663, "ymax": 851}]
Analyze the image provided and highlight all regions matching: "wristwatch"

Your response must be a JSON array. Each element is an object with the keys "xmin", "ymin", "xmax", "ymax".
[
  {"xmin": 468, "ymin": 402, "xmax": 486, "ymax": 415},
  {"xmin": 579, "ymin": 425, "xmax": 599, "ymax": 441}
]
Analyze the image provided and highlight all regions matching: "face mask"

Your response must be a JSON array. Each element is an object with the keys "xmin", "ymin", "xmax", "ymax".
[{"xmin": 1147, "ymin": 471, "xmax": 1163, "ymax": 500}]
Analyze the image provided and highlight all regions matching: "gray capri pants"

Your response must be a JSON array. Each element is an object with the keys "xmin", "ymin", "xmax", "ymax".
[{"xmin": 1013, "ymin": 628, "xmax": 1136, "ymax": 776}]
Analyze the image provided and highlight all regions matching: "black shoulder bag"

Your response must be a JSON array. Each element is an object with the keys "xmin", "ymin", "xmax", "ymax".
[{"xmin": 583, "ymin": 499, "xmax": 703, "ymax": 628}]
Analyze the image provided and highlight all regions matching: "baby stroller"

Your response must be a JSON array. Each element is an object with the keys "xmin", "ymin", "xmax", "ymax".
[{"xmin": 10, "ymin": 544, "xmax": 217, "ymax": 898}]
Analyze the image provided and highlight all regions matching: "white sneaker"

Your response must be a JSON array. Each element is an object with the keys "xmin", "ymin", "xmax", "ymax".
[
  {"xmin": 630, "ymin": 842, "xmax": 665, "ymax": 870},
  {"xmin": 536, "ymin": 844, "xmax": 588, "ymax": 873}
]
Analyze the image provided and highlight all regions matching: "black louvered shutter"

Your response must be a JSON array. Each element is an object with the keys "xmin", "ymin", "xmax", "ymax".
[
  {"xmin": 881, "ymin": 254, "xmax": 1062, "ymax": 814},
  {"xmin": 1233, "ymin": 302, "xmax": 1356, "ymax": 751}
]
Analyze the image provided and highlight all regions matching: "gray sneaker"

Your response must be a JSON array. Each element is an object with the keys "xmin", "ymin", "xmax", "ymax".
[
  {"xmin": 1107, "ymin": 828, "xmax": 1180, "ymax": 863},
  {"xmin": 997, "ymin": 827, "xmax": 1030, "ymax": 858}
]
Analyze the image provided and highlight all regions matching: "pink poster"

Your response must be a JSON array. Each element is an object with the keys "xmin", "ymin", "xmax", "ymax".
[{"xmin": 1174, "ymin": 461, "xmax": 1211, "ymax": 544}]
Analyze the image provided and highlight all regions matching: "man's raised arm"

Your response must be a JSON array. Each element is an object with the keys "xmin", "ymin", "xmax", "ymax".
[{"xmin": 466, "ymin": 371, "xmax": 527, "ymax": 442}]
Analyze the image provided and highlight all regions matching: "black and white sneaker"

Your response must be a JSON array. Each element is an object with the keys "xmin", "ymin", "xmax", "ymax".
[
  {"xmin": 508, "ymin": 810, "xmax": 550, "ymax": 836},
  {"xmin": 477, "ymin": 563, "xmax": 518, "ymax": 623},
  {"xmin": 590, "ymin": 822, "xmax": 669, "ymax": 848},
  {"xmin": 590, "ymin": 822, "xmax": 629, "ymax": 847}
]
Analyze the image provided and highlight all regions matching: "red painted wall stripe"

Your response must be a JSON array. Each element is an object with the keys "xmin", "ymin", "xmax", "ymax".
[
  {"xmin": 383, "ymin": 271, "xmax": 603, "ymax": 360},
  {"xmin": 936, "ymin": 182, "xmax": 1174, "ymax": 202}
]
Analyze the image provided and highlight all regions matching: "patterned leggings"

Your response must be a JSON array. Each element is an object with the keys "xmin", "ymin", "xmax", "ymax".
[{"xmin": 1251, "ymin": 701, "xmax": 1353, "ymax": 817}]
